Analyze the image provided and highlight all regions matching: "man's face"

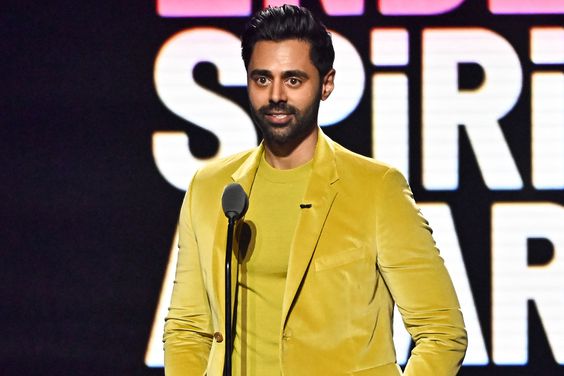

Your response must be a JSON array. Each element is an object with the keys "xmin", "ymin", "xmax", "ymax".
[{"xmin": 247, "ymin": 39, "xmax": 334, "ymax": 146}]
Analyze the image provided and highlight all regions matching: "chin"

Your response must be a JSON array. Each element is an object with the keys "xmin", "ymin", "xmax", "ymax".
[{"xmin": 265, "ymin": 132, "xmax": 293, "ymax": 145}]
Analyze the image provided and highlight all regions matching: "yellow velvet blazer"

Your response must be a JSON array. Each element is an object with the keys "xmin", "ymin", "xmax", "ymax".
[{"xmin": 163, "ymin": 131, "xmax": 467, "ymax": 375}]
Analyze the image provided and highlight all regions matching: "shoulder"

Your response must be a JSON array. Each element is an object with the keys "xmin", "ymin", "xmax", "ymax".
[
  {"xmin": 326, "ymin": 138, "xmax": 412, "ymax": 201},
  {"xmin": 183, "ymin": 147, "xmax": 258, "ymax": 217},
  {"xmin": 192, "ymin": 148, "xmax": 255, "ymax": 184},
  {"xmin": 183, "ymin": 147, "xmax": 258, "ymax": 205},
  {"xmin": 330, "ymin": 139, "xmax": 397, "ymax": 181}
]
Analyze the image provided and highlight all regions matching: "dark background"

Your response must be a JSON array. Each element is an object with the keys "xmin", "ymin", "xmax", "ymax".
[{"xmin": 3, "ymin": 1, "xmax": 563, "ymax": 374}]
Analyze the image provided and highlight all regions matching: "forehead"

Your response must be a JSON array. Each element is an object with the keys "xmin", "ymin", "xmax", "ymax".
[{"xmin": 248, "ymin": 39, "xmax": 315, "ymax": 72}]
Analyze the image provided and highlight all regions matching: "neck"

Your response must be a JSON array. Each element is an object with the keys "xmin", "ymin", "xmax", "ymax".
[{"xmin": 264, "ymin": 127, "xmax": 318, "ymax": 169}]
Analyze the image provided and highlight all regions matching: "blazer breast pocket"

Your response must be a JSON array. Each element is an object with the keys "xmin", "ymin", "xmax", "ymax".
[{"xmin": 314, "ymin": 246, "xmax": 369, "ymax": 272}]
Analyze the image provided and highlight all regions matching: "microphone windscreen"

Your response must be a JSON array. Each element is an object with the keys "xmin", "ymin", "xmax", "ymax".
[{"xmin": 221, "ymin": 183, "xmax": 249, "ymax": 220}]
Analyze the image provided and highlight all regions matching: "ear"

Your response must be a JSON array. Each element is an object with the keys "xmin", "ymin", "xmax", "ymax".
[{"xmin": 320, "ymin": 69, "xmax": 336, "ymax": 101}]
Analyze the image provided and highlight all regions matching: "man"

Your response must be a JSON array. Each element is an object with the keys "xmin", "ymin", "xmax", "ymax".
[{"xmin": 163, "ymin": 5, "xmax": 467, "ymax": 375}]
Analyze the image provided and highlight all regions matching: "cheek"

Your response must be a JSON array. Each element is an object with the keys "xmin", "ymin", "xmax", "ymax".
[
  {"xmin": 248, "ymin": 88, "xmax": 266, "ymax": 109},
  {"xmin": 292, "ymin": 90, "xmax": 318, "ymax": 111}
]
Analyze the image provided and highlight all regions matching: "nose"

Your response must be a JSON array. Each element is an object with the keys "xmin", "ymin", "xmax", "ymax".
[{"xmin": 269, "ymin": 79, "xmax": 287, "ymax": 104}]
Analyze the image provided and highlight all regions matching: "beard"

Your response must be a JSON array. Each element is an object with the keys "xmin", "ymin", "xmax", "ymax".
[{"xmin": 250, "ymin": 93, "xmax": 321, "ymax": 147}]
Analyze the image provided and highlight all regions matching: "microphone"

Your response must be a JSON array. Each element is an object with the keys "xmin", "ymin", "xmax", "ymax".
[
  {"xmin": 220, "ymin": 182, "xmax": 248, "ymax": 376},
  {"xmin": 222, "ymin": 183, "xmax": 249, "ymax": 220}
]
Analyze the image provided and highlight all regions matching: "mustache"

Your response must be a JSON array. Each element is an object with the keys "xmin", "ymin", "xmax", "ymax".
[{"xmin": 258, "ymin": 103, "xmax": 297, "ymax": 115}]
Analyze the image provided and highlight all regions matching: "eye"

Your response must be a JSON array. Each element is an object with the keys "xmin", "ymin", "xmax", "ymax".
[
  {"xmin": 255, "ymin": 76, "xmax": 269, "ymax": 86},
  {"xmin": 286, "ymin": 77, "xmax": 302, "ymax": 87}
]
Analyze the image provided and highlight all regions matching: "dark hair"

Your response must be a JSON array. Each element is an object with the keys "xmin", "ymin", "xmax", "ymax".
[{"xmin": 241, "ymin": 5, "xmax": 335, "ymax": 78}]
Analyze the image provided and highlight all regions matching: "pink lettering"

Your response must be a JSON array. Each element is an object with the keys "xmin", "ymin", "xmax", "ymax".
[
  {"xmin": 157, "ymin": 0, "xmax": 251, "ymax": 17},
  {"xmin": 264, "ymin": 0, "xmax": 300, "ymax": 7},
  {"xmin": 379, "ymin": 0, "xmax": 465, "ymax": 15},
  {"xmin": 159, "ymin": 0, "xmax": 364, "ymax": 17},
  {"xmin": 264, "ymin": 0, "xmax": 363, "ymax": 15},
  {"xmin": 489, "ymin": 0, "xmax": 564, "ymax": 14},
  {"xmin": 157, "ymin": 0, "xmax": 564, "ymax": 17}
]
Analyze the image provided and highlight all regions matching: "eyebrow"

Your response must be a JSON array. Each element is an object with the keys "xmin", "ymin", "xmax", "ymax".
[
  {"xmin": 282, "ymin": 70, "xmax": 309, "ymax": 80},
  {"xmin": 249, "ymin": 69, "xmax": 310, "ymax": 80},
  {"xmin": 249, "ymin": 69, "xmax": 273, "ymax": 79}
]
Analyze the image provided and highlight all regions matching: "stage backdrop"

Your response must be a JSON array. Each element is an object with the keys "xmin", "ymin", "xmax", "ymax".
[{"xmin": 3, "ymin": 1, "xmax": 563, "ymax": 375}]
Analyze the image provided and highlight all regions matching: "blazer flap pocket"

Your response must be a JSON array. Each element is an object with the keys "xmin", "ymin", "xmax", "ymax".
[
  {"xmin": 352, "ymin": 362, "xmax": 402, "ymax": 375},
  {"xmin": 314, "ymin": 247, "xmax": 368, "ymax": 272}
]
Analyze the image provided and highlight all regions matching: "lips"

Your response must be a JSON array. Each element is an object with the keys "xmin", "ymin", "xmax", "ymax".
[
  {"xmin": 264, "ymin": 112, "xmax": 293, "ymax": 125},
  {"xmin": 259, "ymin": 104, "xmax": 297, "ymax": 125}
]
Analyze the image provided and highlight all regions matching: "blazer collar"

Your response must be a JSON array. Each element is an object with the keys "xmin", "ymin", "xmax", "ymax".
[
  {"xmin": 231, "ymin": 129, "xmax": 339, "ymax": 187},
  {"xmin": 231, "ymin": 142, "xmax": 264, "ymax": 193}
]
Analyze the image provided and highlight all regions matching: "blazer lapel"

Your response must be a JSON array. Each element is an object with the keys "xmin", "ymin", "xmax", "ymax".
[
  {"xmin": 281, "ymin": 132, "xmax": 339, "ymax": 326},
  {"xmin": 210, "ymin": 145, "xmax": 264, "ymax": 328}
]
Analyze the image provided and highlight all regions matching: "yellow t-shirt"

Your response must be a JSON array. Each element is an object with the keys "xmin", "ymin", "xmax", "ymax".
[{"xmin": 232, "ymin": 154, "xmax": 312, "ymax": 375}]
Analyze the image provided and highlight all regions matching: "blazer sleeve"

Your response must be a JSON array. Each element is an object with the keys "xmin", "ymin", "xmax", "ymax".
[
  {"xmin": 375, "ymin": 168, "xmax": 467, "ymax": 376},
  {"xmin": 163, "ymin": 173, "xmax": 213, "ymax": 375}
]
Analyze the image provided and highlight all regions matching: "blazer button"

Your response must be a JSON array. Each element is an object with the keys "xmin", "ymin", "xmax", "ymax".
[
  {"xmin": 283, "ymin": 329, "xmax": 292, "ymax": 340},
  {"xmin": 213, "ymin": 332, "xmax": 224, "ymax": 343}
]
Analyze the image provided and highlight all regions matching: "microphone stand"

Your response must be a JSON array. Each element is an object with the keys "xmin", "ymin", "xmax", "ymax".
[
  {"xmin": 221, "ymin": 182, "xmax": 248, "ymax": 376},
  {"xmin": 224, "ymin": 216, "xmax": 236, "ymax": 376}
]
